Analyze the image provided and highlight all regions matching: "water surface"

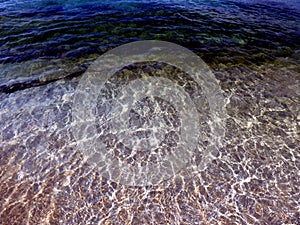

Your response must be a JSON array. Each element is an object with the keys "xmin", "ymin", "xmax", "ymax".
[{"xmin": 0, "ymin": 0, "xmax": 299, "ymax": 224}]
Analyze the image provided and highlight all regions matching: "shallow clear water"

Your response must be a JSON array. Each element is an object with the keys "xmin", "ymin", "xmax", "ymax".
[{"xmin": 0, "ymin": 0, "xmax": 299, "ymax": 224}]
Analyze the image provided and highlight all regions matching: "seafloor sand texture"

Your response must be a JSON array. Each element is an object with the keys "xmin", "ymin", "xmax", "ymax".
[{"xmin": 0, "ymin": 57, "xmax": 299, "ymax": 224}]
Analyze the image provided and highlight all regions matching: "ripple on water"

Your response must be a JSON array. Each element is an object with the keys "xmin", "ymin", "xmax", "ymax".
[
  {"xmin": 1, "ymin": 0, "xmax": 299, "ymax": 65},
  {"xmin": 0, "ymin": 0, "xmax": 300, "ymax": 224}
]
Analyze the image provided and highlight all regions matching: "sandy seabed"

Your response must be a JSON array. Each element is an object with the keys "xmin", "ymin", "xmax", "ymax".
[{"xmin": 0, "ymin": 57, "xmax": 299, "ymax": 224}]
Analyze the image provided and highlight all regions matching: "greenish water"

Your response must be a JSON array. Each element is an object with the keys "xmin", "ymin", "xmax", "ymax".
[
  {"xmin": 1, "ymin": 0, "xmax": 299, "ymax": 92},
  {"xmin": 1, "ymin": 0, "xmax": 299, "ymax": 63}
]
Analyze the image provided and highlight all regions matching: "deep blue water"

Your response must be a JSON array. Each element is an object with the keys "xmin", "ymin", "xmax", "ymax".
[{"xmin": 0, "ymin": 0, "xmax": 299, "ymax": 67}]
